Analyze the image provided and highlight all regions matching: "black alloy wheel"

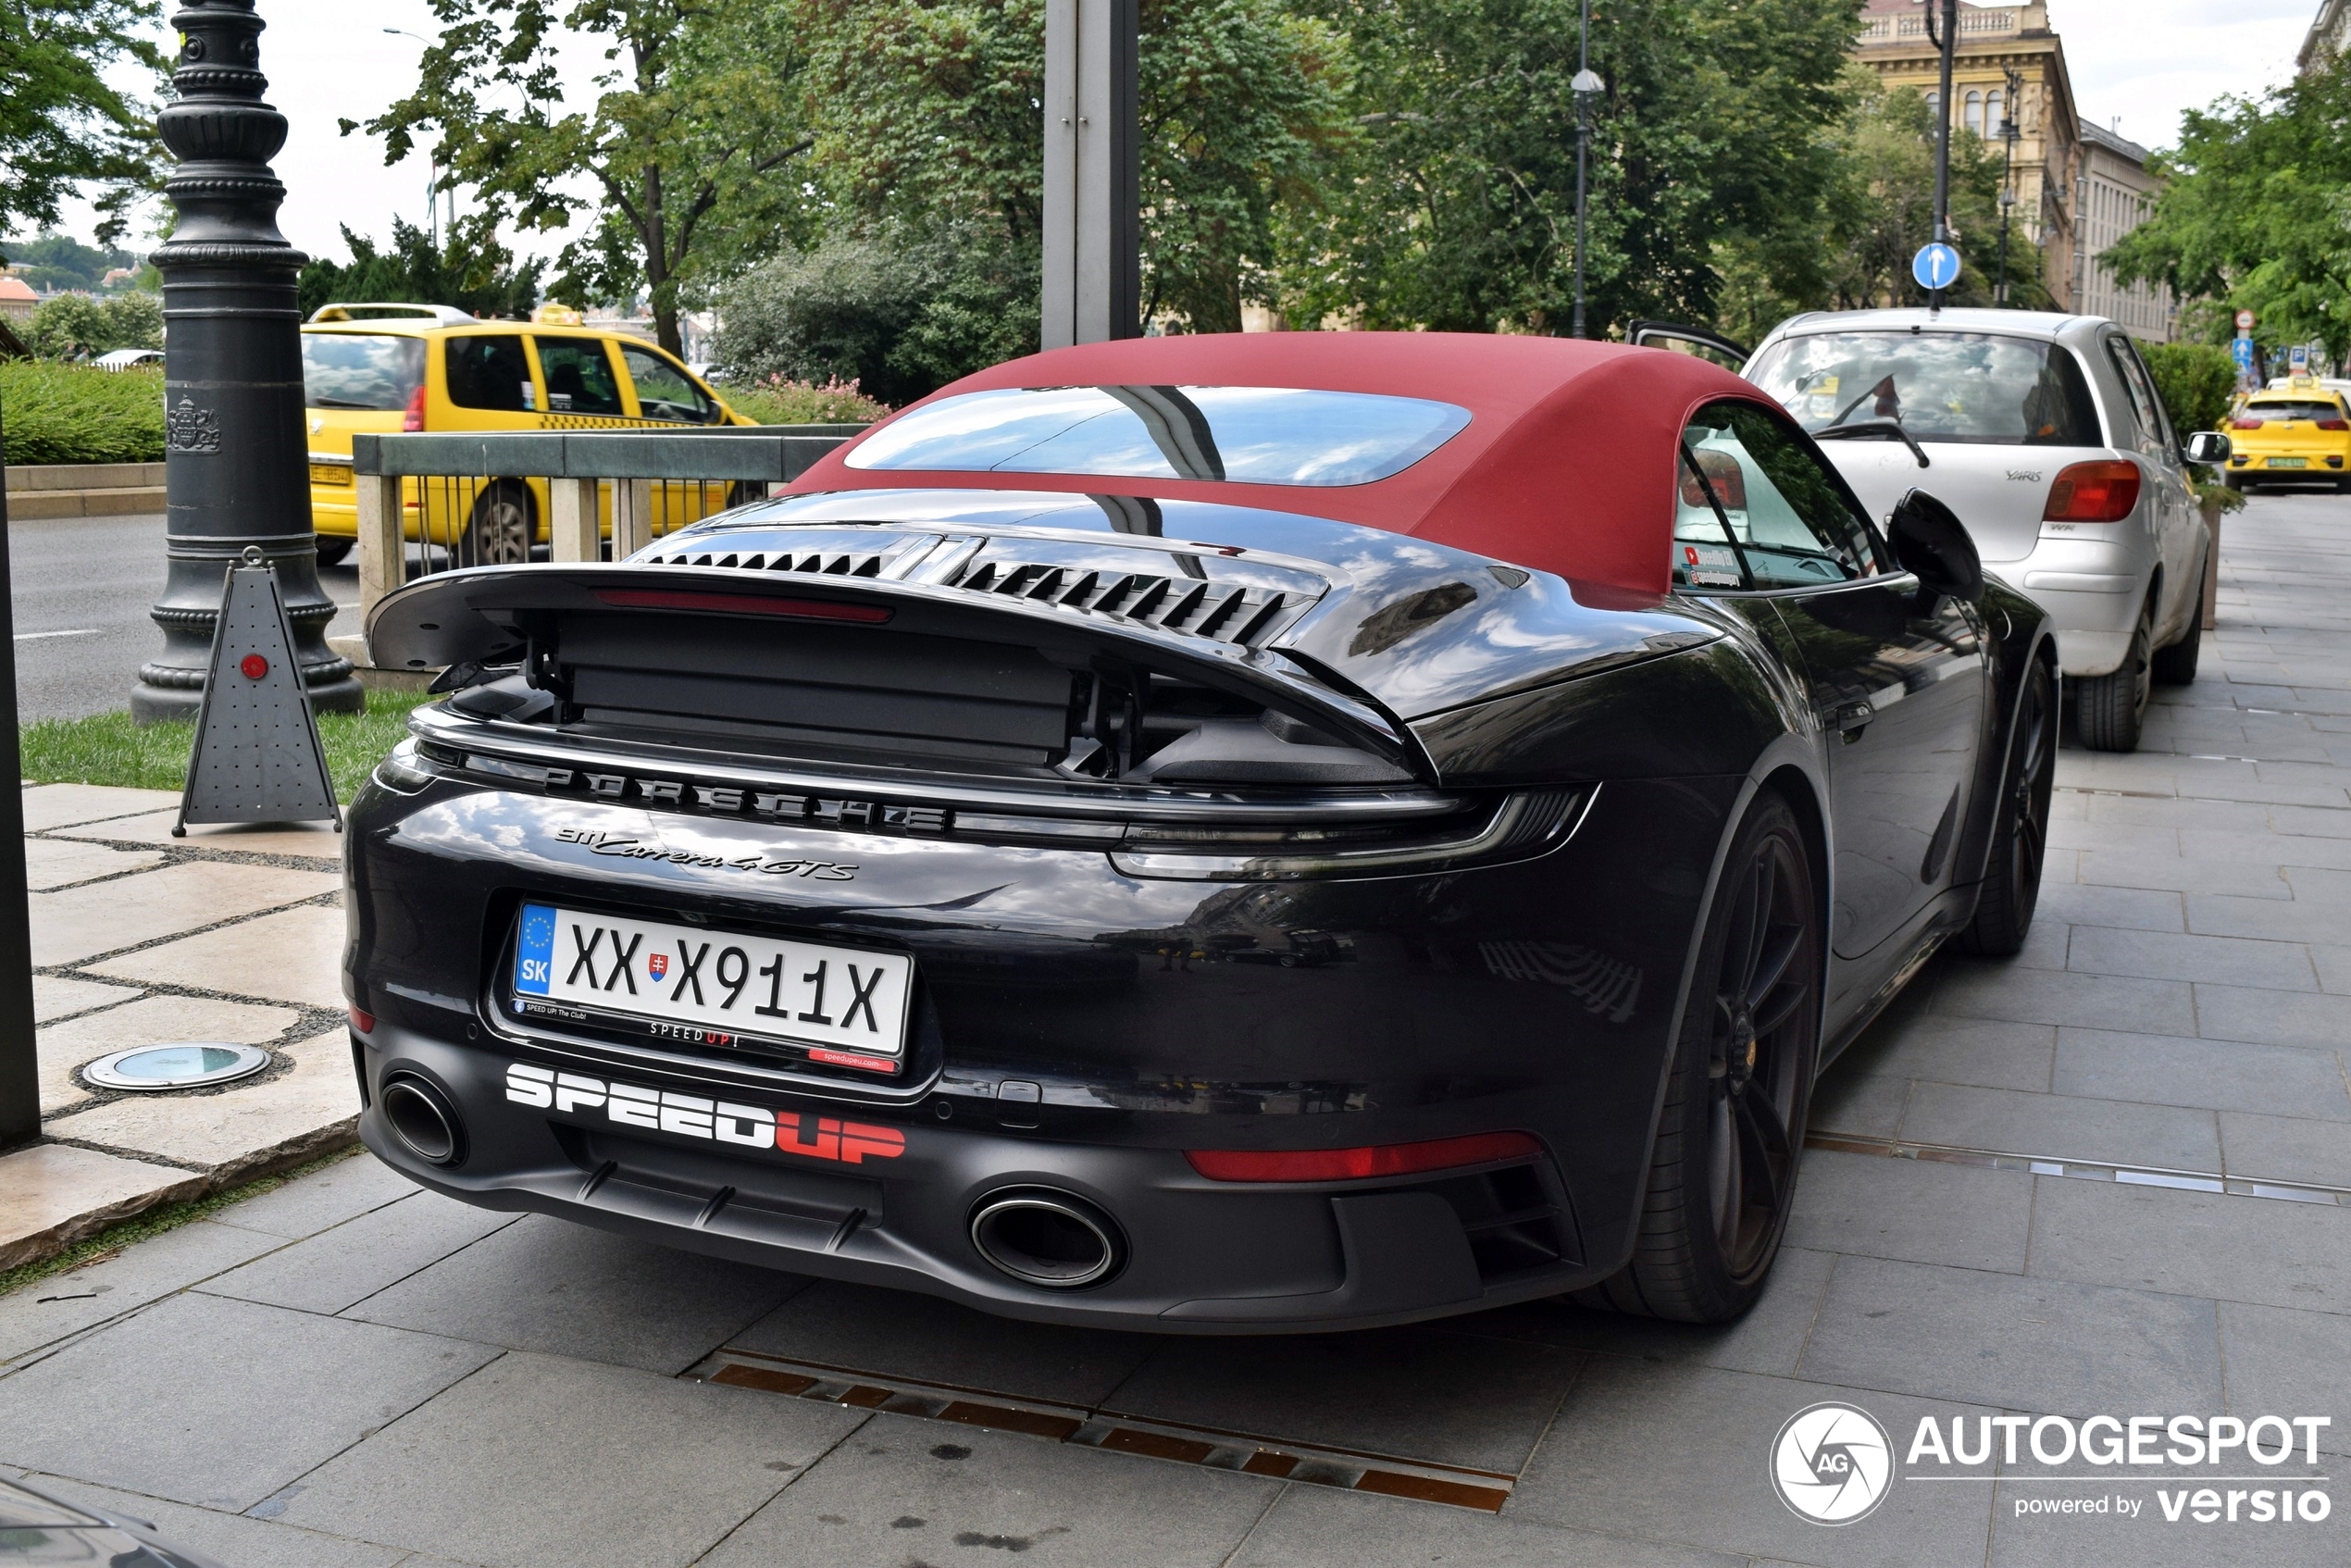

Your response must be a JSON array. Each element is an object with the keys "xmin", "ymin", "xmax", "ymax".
[
  {"xmin": 1960, "ymin": 656, "xmax": 2057, "ymax": 956},
  {"xmin": 1576, "ymin": 792, "xmax": 1820, "ymax": 1323},
  {"xmin": 2075, "ymin": 598, "xmax": 2152, "ymax": 752},
  {"xmin": 463, "ymin": 481, "xmax": 534, "ymax": 566}
]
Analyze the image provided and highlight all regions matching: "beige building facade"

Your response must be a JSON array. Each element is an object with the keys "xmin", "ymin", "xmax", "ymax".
[
  {"xmin": 2301, "ymin": 0, "xmax": 2348, "ymax": 72},
  {"xmin": 2075, "ymin": 121, "xmax": 2176, "ymax": 342},
  {"xmin": 1854, "ymin": 0, "xmax": 2082, "ymax": 309}
]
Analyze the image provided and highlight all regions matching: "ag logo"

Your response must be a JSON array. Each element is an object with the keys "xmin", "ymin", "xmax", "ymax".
[{"xmin": 1770, "ymin": 1401, "xmax": 1893, "ymax": 1524}]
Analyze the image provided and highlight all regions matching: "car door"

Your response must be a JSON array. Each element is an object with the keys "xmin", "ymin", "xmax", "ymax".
[
  {"xmin": 2105, "ymin": 332, "xmax": 2199, "ymax": 637},
  {"xmin": 1675, "ymin": 400, "xmax": 1989, "ymax": 967}
]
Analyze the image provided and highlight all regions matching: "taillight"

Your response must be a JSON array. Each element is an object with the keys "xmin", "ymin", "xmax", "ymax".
[
  {"xmin": 348, "ymin": 1006, "xmax": 375, "ymax": 1033},
  {"xmin": 2044, "ymin": 459, "xmax": 2142, "ymax": 523},
  {"xmin": 2320, "ymin": 419, "xmax": 2350, "ymax": 431},
  {"xmin": 2232, "ymin": 417, "xmax": 2265, "ymax": 429},
  {"xmin": 1185, "ymin": 1130, "xmax": 1542, "ymax": 1182},
  {"xmin": 402, "ymin": 386, "xmax": 427, "ymax": 431}
]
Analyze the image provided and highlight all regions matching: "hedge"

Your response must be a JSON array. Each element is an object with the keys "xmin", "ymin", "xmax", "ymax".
[{"xmin": 0, "ymin": 361, "xmax": 167, "ymax": 465}]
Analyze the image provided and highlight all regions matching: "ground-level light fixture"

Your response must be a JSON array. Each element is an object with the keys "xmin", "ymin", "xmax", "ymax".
[{"xmin": 82, "ymin": 1043, "xmax": 272, "ymax": 1092}]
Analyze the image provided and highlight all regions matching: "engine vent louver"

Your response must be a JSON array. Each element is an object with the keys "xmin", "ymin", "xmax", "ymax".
[{"xmin": 644, "ymin": 530, "xmax": 1323, "ymax": 651}]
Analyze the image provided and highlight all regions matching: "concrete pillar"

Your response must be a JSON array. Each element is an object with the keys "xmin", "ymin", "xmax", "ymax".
[
  {"xmin": 548, "ymin": 478, "xmax": 600, "ymax": 563},
  {"xmin": 1040, "ymin": 0, "xmax": 1139, "ymax": 347}
]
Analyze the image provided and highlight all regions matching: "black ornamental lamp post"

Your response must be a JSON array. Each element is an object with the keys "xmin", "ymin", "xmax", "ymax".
[{"xmin": 132, "ymin": 0, "xmax": 362, "ymax": 721}]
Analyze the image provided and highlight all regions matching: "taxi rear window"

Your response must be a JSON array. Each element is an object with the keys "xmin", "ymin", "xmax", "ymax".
[
  {"xmin": 845, "ymin": 385, "xmax": 1472, "ymax": 487},
  {"xmin": 302, "ymin": 333, "xmax": 425, "ymax": 411},
  {"xmin": 2244, "ymin": 401, "xmax": 2344, "ymax": 423}
]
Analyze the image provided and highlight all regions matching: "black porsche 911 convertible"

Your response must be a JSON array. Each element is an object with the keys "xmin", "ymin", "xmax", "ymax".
[{"xmin": 349, "ymin": 332, "xmax": 2054, "ymax": 1330}]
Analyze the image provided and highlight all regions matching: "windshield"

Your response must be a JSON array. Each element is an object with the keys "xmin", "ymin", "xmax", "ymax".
[
  {"xmin": 844, "ymin": 385, "xmax": 1472, "ymax": 487},
  {"xmin": 1747, "ymin": 331, "xmax": 2104, "ymax": 447},
  {"xmin": 302, "ymin": 332, "xmax": 425, "ymax": 411},
  {"xmin": 2243, "ymin": 401, "xmax": 2345, "ymax": 423}
]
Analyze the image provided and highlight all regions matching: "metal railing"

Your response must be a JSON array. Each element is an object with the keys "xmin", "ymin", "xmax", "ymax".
[{"xmin": 348, "ymin": 425, "xmax": 865, "ymax": 619}]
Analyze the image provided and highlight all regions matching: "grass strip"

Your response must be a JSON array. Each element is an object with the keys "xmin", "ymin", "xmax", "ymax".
[
  {"xmin": 19, "ymin": 691, "xmax": 432, "ymax": 801},
  {"xmin": 0, "ymin": 1142, "xmax": 365, "ymax": 1300}
]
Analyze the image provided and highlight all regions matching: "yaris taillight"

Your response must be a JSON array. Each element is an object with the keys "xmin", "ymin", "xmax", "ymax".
[{"xmin": 2043, "ymin": 459, "xmax": 2142, "ymax": 523}]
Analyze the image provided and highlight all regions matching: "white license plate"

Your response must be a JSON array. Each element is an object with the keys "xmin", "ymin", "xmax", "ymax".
[
  {"xmin": 510, "ymin": 902, "xmax": 913, "ymax": 1072},
  {"xmin": 2270, "ymin": 456, "xmax": 2308, "ymax": 468}
]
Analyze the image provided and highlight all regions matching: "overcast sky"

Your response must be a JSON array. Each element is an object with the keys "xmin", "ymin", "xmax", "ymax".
[{"xmin": 37, "ymin": 0, "xmax": 2332, "ymax": 263}]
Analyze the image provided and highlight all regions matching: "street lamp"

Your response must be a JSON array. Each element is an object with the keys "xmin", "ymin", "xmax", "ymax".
[
  {"xmin": 1994, "ymin": 67, "xmax": 2021, "ymax": 305},
  {"xmin": 133, "ymin": 0, "xmax": 362, "ymax": 720},
  {"xmin": 1571, "ymin": 0, "xmax": 1601, "ymax": 339}
]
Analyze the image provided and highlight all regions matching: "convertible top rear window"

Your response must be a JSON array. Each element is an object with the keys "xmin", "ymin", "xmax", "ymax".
[
  {"xmin": 844, "ymin": 385, "xmax": 1473, "ymax": 487},
  {"xmin": 1747, "ymin": 331, "xmax": 2102, "ymax": 447}
]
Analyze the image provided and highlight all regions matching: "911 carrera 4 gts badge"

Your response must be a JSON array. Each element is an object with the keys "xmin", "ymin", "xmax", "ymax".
[
  {"xmin": 552, "ymin": 825, "xmax": 856, "ymax": 879},
  {"xmin": 503, "ymin": 1062, "xmax": 906, "ymax": 1164}
]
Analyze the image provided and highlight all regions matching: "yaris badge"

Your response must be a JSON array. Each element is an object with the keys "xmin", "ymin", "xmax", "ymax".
[{"xmin": 1770, "ymin": 1402, "xmax": 1893, "ymax": 1525}]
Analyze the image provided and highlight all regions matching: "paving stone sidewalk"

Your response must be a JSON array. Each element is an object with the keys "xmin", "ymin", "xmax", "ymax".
[
  {"xmin": 0, "ymin": 792, "xmax": 352, "ymax": 1268},
  {"xmin": 6, "ymin": 491, "xmax": 2351, "ymax": 1567}
]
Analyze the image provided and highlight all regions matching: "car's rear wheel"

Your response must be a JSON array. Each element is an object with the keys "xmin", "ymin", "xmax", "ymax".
[
  {"xmin": 1959, "ymin": 657, "xmax": 2056, "ymax": 956},
  {"xmin": 312, "ymin": 536, "xmax": 353, "ymax": 567},
  {"xmin": 1575, "ymin": 791, "xmax": 1819, "ymax": 1323},
  {"xmin": 462, "ymin": 481, "xmax": 534, "ymax": 566},
  {"xmin": 2075, "ymin": 598, "xmax": 2153, "ymax": 752}
]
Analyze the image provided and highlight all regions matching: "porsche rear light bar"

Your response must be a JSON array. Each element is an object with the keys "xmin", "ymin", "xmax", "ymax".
[
  {"xmin": 591, "ymin": 588, "xmax": 892, "ymax": 623},
  {"xmin": 1185, "ymin": 1130, "xmax": 1543, "ymax": 1182},
  {"xmin": 2042, "ymin": 460, "xmax": 2142, "ymax": 523}
]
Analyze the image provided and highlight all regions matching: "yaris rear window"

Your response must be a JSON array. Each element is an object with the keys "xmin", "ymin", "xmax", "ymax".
[
  {"xmin": 302, "ymin": 333, "xmax": 426, "ymax": 411},
  {"xmin": 1747, "ymin": 332, "xmax": 2103, "ymax": 447},
  {"xmin": 844, "ymin": 385, "xmax": 1473, "ymax": 487}
]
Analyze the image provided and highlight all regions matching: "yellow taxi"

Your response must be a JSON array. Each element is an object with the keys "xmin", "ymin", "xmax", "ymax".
[
  {"xmin": 2225, "ymin": 380, "xmax": 2351, "ymax": 493},
  {"xmin": 301, "ymin": 303, "xmax": 753, "ymax": 565}
]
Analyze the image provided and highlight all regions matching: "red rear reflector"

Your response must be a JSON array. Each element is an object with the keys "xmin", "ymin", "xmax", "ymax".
[
  {"xmin": 807, "ymin": 1048, "xmax": 900, "ymax": 1074},
  {"xmin": 1186, "ymin": 1130, "xmax": 1543, "ymax": 1182},
  {"xmin": 402, "ymin": 386, "xmax": 426, "ymax": 432},
  {"xmin": 348, "ymin": 1007, "xmax": 375, "ymax": 1033},
  {"xmin": 2042, "ymin": 459, "xmax": 2142, "ymax": 523},
  {"xmin": 2320, "ymin": 419, "xmax": 2350, "ymax": 431},
  {"xmin": 592, "ymin": 589, "xmax": 891, "ymax": 623}
]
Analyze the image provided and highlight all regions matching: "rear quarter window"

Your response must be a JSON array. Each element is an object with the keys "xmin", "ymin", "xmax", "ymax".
[{"xmin": 302, "ymin": 333, "xmax": 425, "ymax": 411}]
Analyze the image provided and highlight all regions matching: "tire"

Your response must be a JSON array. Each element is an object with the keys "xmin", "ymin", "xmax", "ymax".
[
  {"xmin": 2335, "ymin": 475, "xmax": 2351, "ymax": 495},
  {"xmin": 2222, "ymin": 473, "xmax": 2245, "ymax": 493},
  {"xmin": 1959, "ymin": 657, "xmax": 2056, "ymax": 957},
  {"xmin": 1574, "ymin": 792, "xmax": 1821, "ymax": 1323},
  {"xmin": 2074, "ymin": 598, "xmax": 2153, "ymax": 752},
  {"xmin": 462, "ymin": 481, "xmax": 534, "ymax": 566},
  {"xmin": 2150, "ymin": 624, "xmax": 2201, "ymax": 684},
  {"xmin": 311, "ymin": 536, "xmax": 353, "ymax": 567}
]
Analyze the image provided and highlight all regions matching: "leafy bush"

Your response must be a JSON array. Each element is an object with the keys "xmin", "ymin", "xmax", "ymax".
[
  {"xmin": 711, "ymin": 222, "xmax": 1039, "ymax": 406},
  {"xmin": 24, "ymin": 290, "xmax": 162, "ymax": 359},
  {"xmin": 0, "ymin": 360, "xmax": 165, "ymax": 464},
  {"xmin": 2142, "ymin": 342, "xmax": 2239, "ymax": 438},
  {"xmin": 722, "ymin": 374, "xmax": 889, "ymax": 424}
]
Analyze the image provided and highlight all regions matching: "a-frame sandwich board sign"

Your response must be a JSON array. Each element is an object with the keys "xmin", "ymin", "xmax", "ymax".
[{"xmin": 174, "ymin": 546, "xmax": 342, "ymax": 836}]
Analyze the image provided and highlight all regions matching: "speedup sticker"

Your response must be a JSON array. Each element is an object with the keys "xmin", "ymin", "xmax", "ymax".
[{"xmin": 503, "ymin": 1062, "xmax": 905, "ymax": 1164}]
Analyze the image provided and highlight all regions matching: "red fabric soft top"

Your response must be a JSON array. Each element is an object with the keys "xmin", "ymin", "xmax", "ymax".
[{"xmin": 782, "ymin": 331, "xmax": 1773, "ymax": 596}]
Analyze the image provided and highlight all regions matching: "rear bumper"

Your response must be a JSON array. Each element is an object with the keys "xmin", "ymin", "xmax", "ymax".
[
  {"xmin": 1999, "ymin": 538, "xmax": 2156, "ymax": 678},
  {"xmin": 355, "ymin": 1021, "xmax": 1599, "ymax": 1333}
]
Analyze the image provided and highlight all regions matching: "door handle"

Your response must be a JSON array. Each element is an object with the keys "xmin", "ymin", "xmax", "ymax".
[{"xmin": 1833, "ymin": 701, "xmax": 1873, "ymax": 740}]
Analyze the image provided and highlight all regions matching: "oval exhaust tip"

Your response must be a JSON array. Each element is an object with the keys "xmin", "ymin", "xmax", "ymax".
[
  {"xmin": 969, "ymin": 1190, "xmax": 1122, "ymax": 1288},
  {"xmin": 380, "ymin": 1075, "xmax": 464, "ymax": 1166}
]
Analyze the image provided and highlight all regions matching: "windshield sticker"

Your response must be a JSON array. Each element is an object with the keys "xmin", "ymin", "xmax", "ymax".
[{"xmin": 1681, "ymin": 543, "xmax": 1742, "ymax": 587}]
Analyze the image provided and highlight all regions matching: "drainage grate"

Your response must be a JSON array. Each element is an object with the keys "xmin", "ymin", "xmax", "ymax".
[
  {"xmin": 688, "ymin": 1349, "xmax": 1512, "ymax": 1512},
  {"xmin": 1806, "ymin": 1133, "xmax": 2351, "ymax": 1207}
]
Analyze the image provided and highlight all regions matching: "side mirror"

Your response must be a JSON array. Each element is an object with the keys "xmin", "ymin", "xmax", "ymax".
[
  {"xmin": 1887, "ymin": 490, "xmax": 1984, "ymax": 604},
  {"xmin": 2184, "ymin": 430, "xmax": 2232, "ymax": 465}
]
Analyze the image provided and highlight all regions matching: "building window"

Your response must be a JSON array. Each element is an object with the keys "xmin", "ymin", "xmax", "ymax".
[
  {"xmin": 1965, "ymin": 91, "xmax": 1984, "ymax": 136},
  {"xmin": 1924, "ymin": 91, "xmax": 1940, "ymax": 126},
  {"xmin": 1986, "ymin": 90, "xmax": 2005, "ymax": 137}
]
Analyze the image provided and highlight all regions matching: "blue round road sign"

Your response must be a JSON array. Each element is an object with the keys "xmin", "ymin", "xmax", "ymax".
[{"xmin": 1912, "ymin": 243, "xmax": 1961, "ymax": 292}]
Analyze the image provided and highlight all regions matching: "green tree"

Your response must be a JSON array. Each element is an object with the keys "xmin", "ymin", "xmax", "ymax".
[
  {"xmin": 2103, "ymin": 59, "xmax": 2351, "ymax": 366},
  {"xmin": 1278, "ymin": 0, "xmax": 1858, "ymax": 335},
  {"xmin": 0, "ymin": 0, "xmax": 168, "ymax": 245},
  {"xmin": 360, "ymin": 0, "xmax": 820, "ymax": 355},
  {"xmin": 799, "ymin": 0, "xmax": 1349, "ymax": 333},
  {"xmin": 2141, "ymin": 341, "xmax": 2238, "ymax": 436},
  {"xmin": 296, "ymin": 216, "xmax": 545, "ymax": 320},
  {"xmin": 24, "ymin": 289, "xmax": 162, "ymax": 358}
]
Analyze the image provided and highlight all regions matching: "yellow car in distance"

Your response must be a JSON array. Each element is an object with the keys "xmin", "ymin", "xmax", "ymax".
[
  {"xmin": 2226, "ymin": 384, "xmax": 2351, "ymax": 493},
  {"xmin": 302, "ymin": 304, "xmax": 753, "ymax": 566}
]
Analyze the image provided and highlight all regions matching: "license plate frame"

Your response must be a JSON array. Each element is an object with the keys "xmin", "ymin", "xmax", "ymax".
[
  {"xmin": 506, "ymin": 902, "xmax": 914, "ymax": 1075},
  {"xmin": 2269, "ymin": 456, "xmax": 2309, "ymax": 469},
  {"xmin": 309, "ymin": 463, "xmax": 353, "ymax": 486}
]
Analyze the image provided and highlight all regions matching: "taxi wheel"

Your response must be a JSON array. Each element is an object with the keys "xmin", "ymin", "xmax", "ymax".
[
  {"xmin": 2223, "ymin": 473, "xmax": 2245, "ymax": 492},
  {"xmin": 462, "ymin": 482, "xmax": 534, "ymax": 566},
  {"xmin": 312, "ymin": 537, "xmax": 352, "ymax": 567}
]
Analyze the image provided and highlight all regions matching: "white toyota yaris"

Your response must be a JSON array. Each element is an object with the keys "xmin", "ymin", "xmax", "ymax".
[{"xmin": 1740, "ymin": 308, "xmax": 2226, "ymax": 752}]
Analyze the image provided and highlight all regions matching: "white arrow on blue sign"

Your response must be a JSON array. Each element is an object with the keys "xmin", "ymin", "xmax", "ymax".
[
  {"xmin": 1912, "ymin": 243, "xmax": 1961, "ymax": 292},
  {"xmin": 2233, "ymin": 338, "xmax": 2256, "ymax": 370}
]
